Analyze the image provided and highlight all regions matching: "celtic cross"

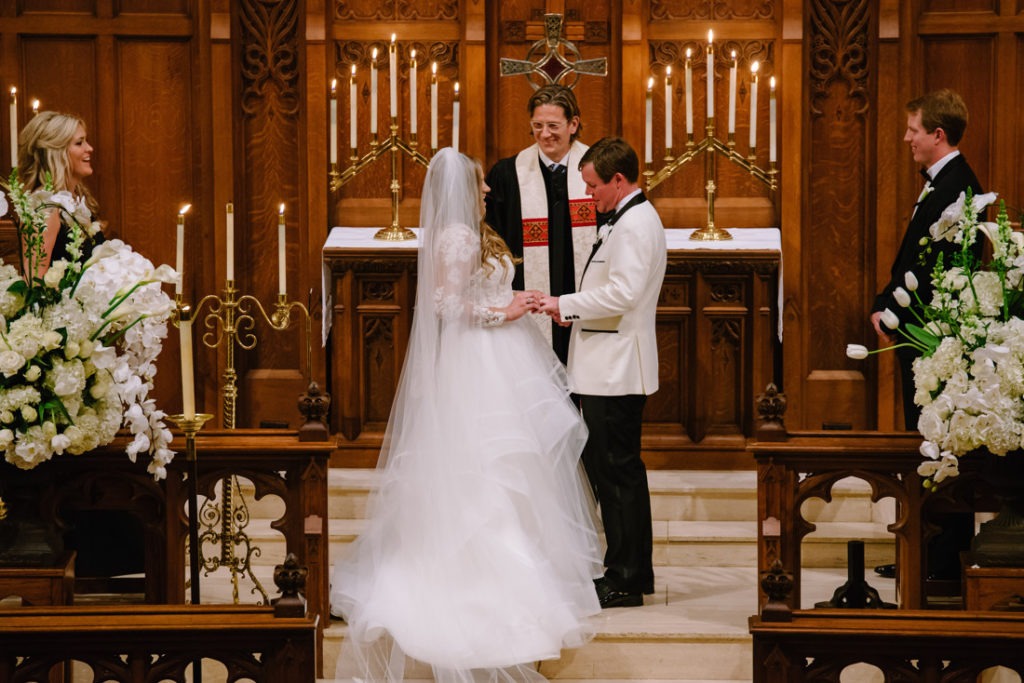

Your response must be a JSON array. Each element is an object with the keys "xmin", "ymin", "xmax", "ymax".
[{"xmin": 499, "ymin": 14, "xmax": 607, "ymax": 89}]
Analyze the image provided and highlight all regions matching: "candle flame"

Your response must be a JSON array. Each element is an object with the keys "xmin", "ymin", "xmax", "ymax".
[
  {"xmin": 432, "ymin": 62, "xmax": 437, "ymax": 75},
  {"xmin": 731, "ymin": 50, "xmax": 737, "ymax": 59},
  {"xmin": 372, "ymin": 47, "xmax": 378, "ymax": 60},
  {"xmin": 454, "ymin": 81, "xmax": 460, "ymax": 97},
  {"xmin": 411, "ymin": 49, "xmax": 416, "ymax": 60},
  {"xmin": 31, "ymin": 99, "xmax": 39, "ymax": 112},
  {"xmin": 686, "ymin": 48, "xmax": 691, "ymax": 59},
  {"xmin": 647, "ymin": 76, "xmax": 654, "ymax": 91},
  {"xmin": 351, "ymin": 63, "xmax": 356, "ymax": 76},
  {"xmin": 331, "ymin": 78, "xmax": 337, "ymax": 93},
  {"xmin": 390, "ymin": 33, "xmax": 396, "ymax": 44},
  {"xmin": 708, "ymin": 29, "xmax": 713, "ymax": 43},
  {"xmin": 666, "ymin": 65, "xmax": 672, "ymax": 77},
  {"xmin": 9, "ymin": 87, "xmax": 15, "ymax": 96},
  {"xmin": 179, "ymin": 204, "xmax": 191, "ymax": 216},
  {"xmin": 279, "ymin": 203, "xmax": 285, "ymax": 215},
  {"xmin": 751, "ymin": 61, "xmax": 760, "ymax": 74},
  {"xmin": 770, "ymin": 76, "xmax": 776, "ymax": 89}
]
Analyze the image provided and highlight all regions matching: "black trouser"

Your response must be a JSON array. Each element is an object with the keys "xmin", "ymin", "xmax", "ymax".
[{"xmin": 579, "ymin": 393, "xmax": 654, "ymax": 594}]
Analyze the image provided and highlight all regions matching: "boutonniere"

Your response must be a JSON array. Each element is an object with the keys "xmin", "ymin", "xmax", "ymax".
[
  {"xmin": 597, "ymin": 224, "xmax": 612, "ymax": 242},
  {"xmin": 917, "ymin": 183, "xmax": 933, "ymax": 203}
]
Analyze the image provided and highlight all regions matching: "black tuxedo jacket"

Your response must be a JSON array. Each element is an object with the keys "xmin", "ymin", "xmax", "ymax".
[{"xmin": 873, "ymin": 153, "xmax": 983, "ymax": 328}]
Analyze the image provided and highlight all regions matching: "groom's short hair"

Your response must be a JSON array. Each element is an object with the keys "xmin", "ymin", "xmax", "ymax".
[{"xmin": 579, "ymin": 136, "xmax": 639, "ymax": 184}]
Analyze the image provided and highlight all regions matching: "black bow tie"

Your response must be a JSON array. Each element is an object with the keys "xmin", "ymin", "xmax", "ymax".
[{"xmin": 919, "ymin": 168, "xmax": 931, "ymax": 182}]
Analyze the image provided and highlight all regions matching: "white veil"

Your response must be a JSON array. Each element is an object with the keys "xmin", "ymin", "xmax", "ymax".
[{"xmin": 332, "ymin": 148, "xmax": 600, "ymax": 683}]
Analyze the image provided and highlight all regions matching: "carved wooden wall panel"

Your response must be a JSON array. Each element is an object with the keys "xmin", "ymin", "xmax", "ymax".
[
  {"xmin": 237, "ymin": 0, "xmax": 305, "ymax": 427},
  {"xmin": 650, "ymin": 0, "xmax": 775, "ymax": 21},
  {"xmin": 800, "ymin": 0, "xmax": 873, "ymax": 430},
  {"xmin": 19, "ymin": 0, "xmax": 93, "ymax": 11}
]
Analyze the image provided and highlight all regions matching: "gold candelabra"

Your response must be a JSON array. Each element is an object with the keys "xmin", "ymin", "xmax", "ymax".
[
  {"xmin": 329, "ymin": 120, "xmax": 430, "ymax": 241},
  {"xmin": 165, "ymin": 411, "xmax": 214, "ymax": 607},
  {"xmin": 644, "ymin": 38, "xmax": 777, "ymax": 241},
  {"xmin": 173, "ymin": 283, "xmax": 312, "ymax": 605}
]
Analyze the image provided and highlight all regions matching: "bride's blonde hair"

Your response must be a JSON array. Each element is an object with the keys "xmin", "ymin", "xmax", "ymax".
[
  {"xmin": 17, "ymin": 111, "xmax": 98, "ymax": 215},
  {"xmin": 472, "ymin": 161, "xmax": 521, "ymax": 275}
]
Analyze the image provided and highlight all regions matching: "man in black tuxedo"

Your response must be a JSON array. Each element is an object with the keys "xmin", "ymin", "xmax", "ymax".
[{"xmin": 872, "ymin": 88, "xmax": 982, "ymax": 581}]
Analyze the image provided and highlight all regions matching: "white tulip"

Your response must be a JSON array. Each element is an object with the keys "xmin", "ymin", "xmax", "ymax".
[
  {"xmin": 894, "ymin": 287, "xmax": 911, "ymax": 308},
  {"xmin": 904, "ymin": 271, "xmax": 918, "ymax": 292},
  {"xmin": 881, "ymin": 308, "xmax": 900, "ymax": 330},
  {"xmin": 846, "ymin": 344, "xmax": 869, "ymax": 360}
]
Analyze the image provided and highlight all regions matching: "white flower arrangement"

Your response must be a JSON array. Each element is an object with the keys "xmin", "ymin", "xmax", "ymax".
[
  {"xmin": 0, "ymin": 171, "xmax": 178, "ymax": 479},
  {"xmin": 848, "ymin": 189, "xmax": 1023, "ymax": 487}
]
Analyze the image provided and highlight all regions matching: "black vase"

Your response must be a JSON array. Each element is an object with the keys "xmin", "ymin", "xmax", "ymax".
[{"xmin": 970, "ymin": 450, "xmax": 1024, "ymax": 567}]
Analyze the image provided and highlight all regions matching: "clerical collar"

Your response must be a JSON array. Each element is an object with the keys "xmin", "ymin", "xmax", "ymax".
[
  {"xmin": 924, "ymin": 149, "xmax": 960, "ymax": 181},
  {"xmin": 539, "ymin": 150, "xmax": 570, "ymax": 169}
]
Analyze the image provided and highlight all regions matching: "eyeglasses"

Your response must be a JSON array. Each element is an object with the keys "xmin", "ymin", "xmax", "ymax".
[{"xmin": 530, "ymin": 120, "xmax": 569, "ymax": 134}]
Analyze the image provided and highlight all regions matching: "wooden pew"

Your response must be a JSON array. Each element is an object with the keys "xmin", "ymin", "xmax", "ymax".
[
  {"xmin": 750, "ymin": 430, "xmax": 986, "ymax": 610},
  {"xmin": 0, "ymin": 604, "xmax": 317, "ymax": 682},
  {"xmin": 750, "ymin": 608, "xmax": 1024, "ymax": 682}
]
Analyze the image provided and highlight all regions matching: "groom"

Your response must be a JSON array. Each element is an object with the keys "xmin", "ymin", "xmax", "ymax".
[{"xmin": 538, "ymin": 137, "xmax": 667, "ymax": 608}]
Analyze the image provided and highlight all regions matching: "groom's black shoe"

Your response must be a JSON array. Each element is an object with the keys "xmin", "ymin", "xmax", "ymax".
[{"xmin": 596, "ymin": 578, "xmax": 643, "ymax": 608}]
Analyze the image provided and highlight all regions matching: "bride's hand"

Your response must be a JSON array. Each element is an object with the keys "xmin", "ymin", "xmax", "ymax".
[{"xmin": 504, "ymin": 291, "xmax": 541, "ymax": 321}]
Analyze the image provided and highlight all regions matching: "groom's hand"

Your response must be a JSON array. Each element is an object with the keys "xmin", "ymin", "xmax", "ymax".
[{"xmin": 538, "ymin": 295, "xmax": 569, "ymax": 326}]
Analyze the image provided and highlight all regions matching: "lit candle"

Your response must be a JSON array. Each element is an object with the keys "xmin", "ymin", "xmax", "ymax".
[
  {"xmin": 430, "ymin": 62, "xmax": 438, "ymax": 150},
  {"xmin": 769, "ymin": 76, "xmax": 777, "ymax": 163},
  {"xmin": 749, "ymin": 61, "xmax": 759, "ymax": 153},
  {"xmin": 175, "ymin": 204, "xmax": 190, "ymax": 295},
  {"xmin": 410, "ymin": 50, "xmax": 418, "ymax": 135},
  {"xmin": 31, "ymin": 99, "xmax": 39, "ymax": 117},
  {"xmin": 706, "ymin": 30, "xmax": 714, "ymax": 118},
  {"xmin": 389, "ymin": 34, "xmax": 397, "ymax": 120},
  {"xmin": 278, "ymin": 203, "xmax": 286, "ymax": 296},
  {"xmin": 370, "ymin": 47, "xmax": 378, "ymax": 135},
  {"xmin": 645, "ymin": 77, "xmax": 654, "ymax": 164},
  {"xmin": 664, "ymin": 65, "xmax": 672, "ymax": 150},
  {"xmin": 226, "ymin": 202, "xmax": 234, "ymax": 281},
  {"xmin": 452, "ymin": 81, "xmax": 460, "ymax": 152},
  {"xmin": 685, "ymin": 49, "xmax": 693, "ymax": 137},
  {"xmin": 329, "ymin": 79, "xmax": 338, "ymax": 165},
  {"xmin": 179, "ymin": 313, "xmax": 195, "ymax": 420},
  {"xmin": 9, "ymin": 87, "xmax": 16, "ymax": 168},
  {"xmin": 349, "ymin": 64, "xmax": 357, "ymax": 151},
  {"xmin": 728, "ymin": 51, "xmax": 737, "ymax": 135}
]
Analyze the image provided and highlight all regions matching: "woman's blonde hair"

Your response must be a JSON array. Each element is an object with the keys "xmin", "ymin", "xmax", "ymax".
[
  {"xmin": 472, "ymin": 160, "xmax": 521, "ymax": 275},
  {"xmin": 17, "ymin": 111, "xmax": 97, "ymax": 214}
]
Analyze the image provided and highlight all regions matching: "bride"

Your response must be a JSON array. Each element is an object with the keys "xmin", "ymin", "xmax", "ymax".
[{"xmin": 330, "ymin": 147, "xmax": 602, "ymax": 682}]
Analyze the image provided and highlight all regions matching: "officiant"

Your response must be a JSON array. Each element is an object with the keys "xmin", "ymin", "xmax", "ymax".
[{"xmin": 484, "ymin": 84, "xmax": 601, "ymax": 364}]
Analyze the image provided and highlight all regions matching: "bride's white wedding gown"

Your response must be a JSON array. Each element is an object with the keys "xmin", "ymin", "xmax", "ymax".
[{"xmin": 330, "ymin": 228, "xmax": 602, "ymax": 683}]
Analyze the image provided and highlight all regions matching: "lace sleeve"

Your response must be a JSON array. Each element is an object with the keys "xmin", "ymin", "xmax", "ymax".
[{"xmin": 431, "ymin": 224, "xmax": 506, "ymax": 327}]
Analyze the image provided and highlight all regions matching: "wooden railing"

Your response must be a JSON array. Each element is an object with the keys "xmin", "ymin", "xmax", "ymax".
[
  {"xmin": 750, "ymin": 608, "xmax": 1024, "ymax": 682},
  {"xmin": 0, "ymin": 604, "xmax": 317, "ymax": 682}
]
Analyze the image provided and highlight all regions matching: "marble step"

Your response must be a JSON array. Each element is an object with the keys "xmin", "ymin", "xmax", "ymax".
[
  {"xmin": 218, "ymin": 516, "xmax": 893, "ymax": 572},
  {"xmin": 315, "ymin": 566, "xmax": 898, "ymax": 682},
  {"xmin": 236, "ymin": 470, "xmax": 893, "ymax": 525}
]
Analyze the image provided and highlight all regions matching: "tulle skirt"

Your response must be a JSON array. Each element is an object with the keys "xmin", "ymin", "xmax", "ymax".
[{"xmin": 331, "ymin": 316, "xmax": 602, "ymax": 682}]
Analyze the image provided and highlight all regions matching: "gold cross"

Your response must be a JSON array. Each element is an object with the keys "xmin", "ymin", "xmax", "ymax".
[{"xmin": 499, "ymin": 14, "xmax": 607, "ymax": 89}]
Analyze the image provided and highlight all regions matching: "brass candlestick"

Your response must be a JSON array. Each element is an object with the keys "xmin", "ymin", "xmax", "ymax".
[
  {"xmin": 165, "ymin": 411, "xmax": 214, "ymax": 608},
  {"xmin": 174, "ymin": 283, "xmax": 313, "ymax": 606}
]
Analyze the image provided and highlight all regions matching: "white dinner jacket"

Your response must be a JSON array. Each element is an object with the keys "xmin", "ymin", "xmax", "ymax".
[{"xmin": 559, "ymin": 199, "xmax": 667, "ymax": 396}]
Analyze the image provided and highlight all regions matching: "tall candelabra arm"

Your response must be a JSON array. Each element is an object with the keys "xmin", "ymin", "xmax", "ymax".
[
  {"xmin": 646, "ymin": 137, "xmax": 711, "ymax": 191},
  {"xmin": 710, "ymin": 137, "xmax": 778, "ymax": 192},
  {"xmin": 330, "ymin": 135, "xmax": 397, "ymax": 192},
  {"xmin": 394, "ymin": 136, "xmax": 431, "ymax": 169}
]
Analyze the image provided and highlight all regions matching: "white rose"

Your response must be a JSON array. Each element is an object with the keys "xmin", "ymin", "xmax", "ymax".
[{"xmin": 0, "ymin": 349, "xmax": 25, "ymax": 376}]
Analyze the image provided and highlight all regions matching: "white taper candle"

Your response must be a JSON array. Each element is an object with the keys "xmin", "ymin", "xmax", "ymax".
[
  {"xmin": 769, "ymin": 76, "xmax": 777, "ymax": 163},
  {"xmin": 749, "ymin": 61, "xmax": 759, "ymax": 152},
  {"xmin": 664, "ymin": 66, "xmax": 672, "ymax": 150},
  {"xmin": 645, "ymin": 77, "xmax": 654, "ymax": 164},
  {"xmin": 370, "ymin": 48, "xmax": 378, "ymax": 135},
  {"xmin": 277, "ymin": 203, "xmax": 286, "ymax": 295},
  {"xmin": 706, "ymin": 30, "xmax": 714, "ymax": 118},
  {"xmin": 728, "ymin": 52, "xmax": 737, "ymax": 134},
  {"xmin": 226, "ymin": 202, "xmax": 234, "ymax": 281},
  {"xmin": 410, "ymin": 50, "xmax": 418, "ymax": 135},
  {"xmin": 452, "ymin": 81, "xmax": 460, "ymax": 153},
  {"xmin": 329, "ymin": 79, "xmax": 338, "ymax": 164},
  {"xmin": 685, "ymin": 50, "xmax": 693, "ymax": 136}
]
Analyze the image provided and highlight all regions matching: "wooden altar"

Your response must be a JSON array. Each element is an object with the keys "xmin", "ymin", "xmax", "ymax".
[{"xmin": 322, "ymin": 227, "xmax": 781, "ymax": 469}]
